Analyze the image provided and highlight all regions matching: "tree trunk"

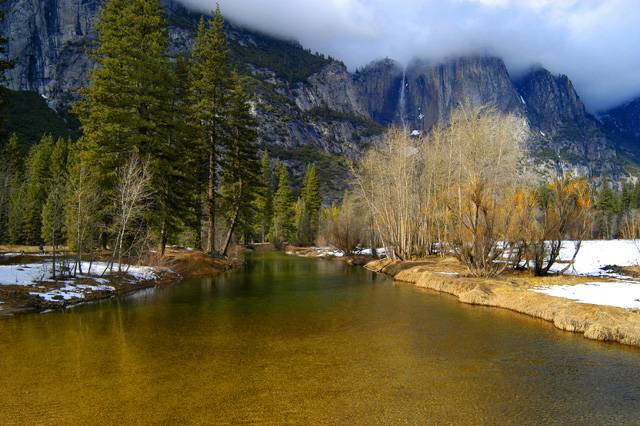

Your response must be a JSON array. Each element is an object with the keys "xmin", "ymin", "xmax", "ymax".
[
  {"xmin": 159, "ymin": 219, "xmax": 167, "ymax": 257},
  {"xmin": 222, "ymin": 203, "xmax": 241, "ymax": 257},
  {"xmin": 206, "ymin": 145, "xmax": 217, "ymax": 257}
]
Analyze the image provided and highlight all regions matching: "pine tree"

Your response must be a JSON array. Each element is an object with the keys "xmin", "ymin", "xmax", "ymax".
[
  {"xmin": 220, "ymin": 76, "xmax": 259, "ymax": 256},
  {"xmin": 155, "ymin": 53, "xmax": 199, "ymax": 255},
  {"xmin": 293, "ymin": 197, "xmax": 310, "ymax": 244},
  {"xmin": 272, "ymin": 162, "xmax": 294, "ymax": 244},
  {"xmin": 255, "ymin": 151, "xmax": 273, "ymax": 242},
  {"xmin": 301, "ymin": 164, "xmax": 321, "ymax": 243},
  {"xmin": 0, "ymin": 134, "xmax": 23, "ymax": 242},
  {"xmin": 188, "ymin": 6, "xmax": 233, "ymax": 255},
  {"xmin": 77, "ymin": 0, "xmax": 173, "ymax": 239},
  {"xmin": 10, "ymin": 135, "xmax": 55, "ymax": 244}
]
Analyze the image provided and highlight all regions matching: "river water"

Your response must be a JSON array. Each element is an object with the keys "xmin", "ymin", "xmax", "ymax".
[{"xmin": 1, "ymin": 252, "xmax": 639, "ymax": 424}]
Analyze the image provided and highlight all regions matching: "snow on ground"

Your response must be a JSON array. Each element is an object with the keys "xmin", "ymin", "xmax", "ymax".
[
  {"xmin": 29, "ymin": 284, "xmax": 116, "ymax": 303},
  {"xmin": 533, "ymin": 282, "xmax": 640, "ymax": 309},
  {"xmin": 306, "ymin": 247, "xmax": 387, "ymax": 258},
  {"xmin": 532, "ymin": 240, "xmax": 640, "ymax": 309},
  {"xmin": 0, "ymin": 261, "xmax": 157, "ymax": 286},
  {"xmin": 0, "ymin": 260, "xmax": 159, "ymax": 304},
  {"xmin": 548, "ymin": 240, "xmax": 640, "ymax": 277}
]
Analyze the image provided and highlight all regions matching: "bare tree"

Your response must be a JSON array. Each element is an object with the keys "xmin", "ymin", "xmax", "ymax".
[
  {"xmin": 516, "ymin": 177, "xmax": 593, "ymax": 276},
  {"xmin": 352, "ymin": 129, "xmax": 429, "ymax": 260},
  {"xmin": 108, "ymin": 153, "xmax": 153, "ymax": 273},
  {"xmin": 66, "ymin": 158, "xmax": 101, "ymax": 276},
  {"xmin": 319, "ymin": 191, "xmax": 366, "ymax": 254},
  {"xmin": 427, "ymin": 105, "xmax": 527, "ymax": 276}
]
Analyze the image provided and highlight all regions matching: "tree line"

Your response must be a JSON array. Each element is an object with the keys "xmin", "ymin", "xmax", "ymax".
[
  {"xmin": 0, "ymin": 0, "xmax": 323, "ymax": 272},
  {"xmin": 320, "ymin": 104, "xmax": 639, "ymax": 277}
]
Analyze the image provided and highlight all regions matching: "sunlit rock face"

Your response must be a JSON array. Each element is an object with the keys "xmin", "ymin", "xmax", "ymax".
[{"xmin": 0, "ymin": 0, "xmax": 634, "ymax": 179}]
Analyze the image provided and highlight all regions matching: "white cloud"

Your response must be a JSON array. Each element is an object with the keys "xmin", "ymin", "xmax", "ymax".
[{"xmin": 179, "ymin": 0, "xmax": 640, "ymax": 110}]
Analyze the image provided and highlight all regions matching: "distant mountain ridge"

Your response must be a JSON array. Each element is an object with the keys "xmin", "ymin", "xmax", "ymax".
[{"xmin": 1, "ymin": 0, "xmax": 639, "ymax": 183}]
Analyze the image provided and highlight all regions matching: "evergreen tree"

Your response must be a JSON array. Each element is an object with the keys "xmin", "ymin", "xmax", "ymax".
[
  {"xmin": 301, "ymin": 164, "xmax": 321, "ymax": 243},
  {"xmin": 293, "ymin": 196, "xmax": 310, "ymax": 245},
  {"xmin": 188, "ymin": 6, "xmax": 233, "ymax": 255},
  {"xmin": 220, "ymin": 76, "xmax": 259, "ymax": 256},
  {"xmin": 272, "ymin": 162, "xmax": 294, "ymax": 244},
  {"xmin": 595, "ymin": 179, "xmax": 622, "ymax": 238},
  {"xmin": 77, "ymin": 0, "xmax": 173, "ymax": 239},
  {"xmin": 255, "ymin": 151, "xmax": 273, "ymax": 242},
  {"xmin": 10, "ymin": 136, "xmax": 55, "ymax": 244},
  {"xmin": 155, "ymin": 53, "xmax": 199, "ymax": 255},
  {"xmin": 0, "ymin": 134, "xmax": 23, "ymax": 241}
]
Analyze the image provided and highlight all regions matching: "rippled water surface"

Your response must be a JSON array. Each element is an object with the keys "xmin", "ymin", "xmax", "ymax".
[{"xmin": 1, "ymin": 252, "xmax": 639, "ymax": 424}]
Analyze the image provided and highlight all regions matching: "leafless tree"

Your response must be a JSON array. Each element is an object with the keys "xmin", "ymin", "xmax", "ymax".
[
  {"xmin": 107, "ymin": 153, "xmax": 153, "ymax": 273},
  {"xmin": 66, "ymin": 158, "xmax": 101, "ymax": 276}
]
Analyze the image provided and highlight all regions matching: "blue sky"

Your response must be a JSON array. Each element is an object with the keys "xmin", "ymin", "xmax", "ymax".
[{"xmin": 179, "ymin": 0, "xmax": 640, "ymax": 111}]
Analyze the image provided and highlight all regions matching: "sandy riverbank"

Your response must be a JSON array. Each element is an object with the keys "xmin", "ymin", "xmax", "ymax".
[
  {"xmin": 365, "ymin": 256, "xmax": 640, "ymax": 348},
  {"xmin": 0, "ymin": 248, "xmax": 236, "ymax": 316}
]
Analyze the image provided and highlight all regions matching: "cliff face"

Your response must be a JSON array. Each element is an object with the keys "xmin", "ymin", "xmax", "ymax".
[
  {"xmin": 402, "ymin": 57, "xmax": 524, "ymax": 132},
  {"xmin": 0, "ymin": 0, "xmax": 636, "ymax": 180},
  {"xmin": 1, "ymin": 0, "xmax": 101, "ymax": 107},
  {"xmin": 515, "ymin": 69, "xmax": 620, "ymax": 177}
]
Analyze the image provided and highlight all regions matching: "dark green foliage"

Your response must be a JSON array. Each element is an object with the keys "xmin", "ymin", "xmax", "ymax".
[
  {"xmin": 272, "ymin": 162, "xmax": 294, "ymax": 243},
  {"xmin": 219, "ymin": 77, "xmax": 259, "ymax": 253},
  {"xmin": 299, "ymin": 164, "xmax": 321, "ymax": 244},
  {"xmin": 7, "ymin": 135, "xmax": 70, "ymax": 244},
  {"xmin": 78, "ymin": 0, "xmax": 173, "ymax": 187},
  {"xmin": 255, "ymin": 151, "xmax": 274, "ymax": 242},
  {"xmin": 189, "ymin": 7, "xmax": 234, "ymax": 254},
  {"xmin": 305, "ymin": 106, "xmax": 385, "ymax": 138},
  {"xmin": 5, "ymin": 90, "xmax": 80, "ymax": 146},
  {"xmin": 0, "ymin": 134, "xmax": 24, "ymax": 241},
  {"xmin": 230, "ymin": 32, "xmax": 333, "ymax": 84},
  {"xmin": 267, "ymin": 145, "xmax": 349, "ymax": 203}
]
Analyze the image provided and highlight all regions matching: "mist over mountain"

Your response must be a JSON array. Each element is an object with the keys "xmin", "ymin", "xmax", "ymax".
[
  {"xmin": 179, "ymin": 0, "xmax": 640, "ymax": 111},
  {"xmin": 1, "ymin": 0, "xmax": 640, "ymax": 186}
]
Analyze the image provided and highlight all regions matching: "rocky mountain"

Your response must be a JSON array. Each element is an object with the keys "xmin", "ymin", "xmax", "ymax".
[
  {"xmin": 1, "ymin": 0, "xmax": 638, "ymax": 185},
  {"xmin": 600, "ymin": 97, "xmax": 640, "ymax": 164}
]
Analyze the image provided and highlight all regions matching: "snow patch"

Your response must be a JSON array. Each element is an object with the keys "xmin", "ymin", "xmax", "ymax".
[
  {"xmin": 548, "ymin": 240, "xmax": 640, "ymax": 277},
  {"xmin": 0, "ymin": 261, "xmax": 158, "ymax": 286},
  {"xmin": 532, "ymin": 281, "xmax": 640, "ymax": 309}
]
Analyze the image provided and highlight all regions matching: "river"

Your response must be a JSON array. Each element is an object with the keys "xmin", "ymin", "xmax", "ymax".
[{"xmin": 1, "ymin": 252, "xmax": 639, "ymax": 424}]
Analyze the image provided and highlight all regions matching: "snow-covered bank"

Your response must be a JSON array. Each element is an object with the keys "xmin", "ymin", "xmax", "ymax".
[
  {"xmin": 530, "ymin": 240, "xmax": 640, "ymax": 309},
  {"xmin": 533, "ymin": 282, "xmax": 640, "ymax": 310},
  {"xmin": 0, "ymin": 261, "xmax": 160, "ymax": 306},
  {"xmin": 549, "ymin": 239, "xmax": 640, "ymax": 277},
  {"xmin": 287, "ymin": 246, "xmax": 386, "ymax": 258}
]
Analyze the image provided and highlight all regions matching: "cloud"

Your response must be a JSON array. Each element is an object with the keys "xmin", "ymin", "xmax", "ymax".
[{"xmin": 178, "ymin": 0, "xmax": 640, "ymax": 111}]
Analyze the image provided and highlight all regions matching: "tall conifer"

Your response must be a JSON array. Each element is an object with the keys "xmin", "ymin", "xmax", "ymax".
[
  {"xmin": 77, "ymin": 0, "xmax": 173, "ymax": 236},
  {"xmin": 188, "ymin": 6, "xmax": 233, "ymax": 255},
  {"xmin": 220, "ymin": 77, "xmax": 259, "ymax": 256}
]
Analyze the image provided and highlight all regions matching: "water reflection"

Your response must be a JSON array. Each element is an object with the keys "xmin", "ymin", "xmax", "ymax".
[{"xmin": 0, "ymin": 252, "xmax": 639, "ymax": 424}]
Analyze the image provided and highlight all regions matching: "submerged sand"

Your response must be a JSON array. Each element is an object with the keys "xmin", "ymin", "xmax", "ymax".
[{"xmin": 366, "ymin": 257, "xmax": 640, "ymax": 348}]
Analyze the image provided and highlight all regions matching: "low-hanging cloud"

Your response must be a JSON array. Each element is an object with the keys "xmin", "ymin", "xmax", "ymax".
[{"xmin": 178, "ymin": 0, "xmax": 640, "ymax": 111}]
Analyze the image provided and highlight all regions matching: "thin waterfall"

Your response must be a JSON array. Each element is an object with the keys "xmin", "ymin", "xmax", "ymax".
[{"xmin": 398, "ymin": 67, "xmax": 407, "ymax": 131}]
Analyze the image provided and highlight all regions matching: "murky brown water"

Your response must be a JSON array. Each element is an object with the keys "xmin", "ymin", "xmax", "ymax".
[{"xmin": 1, "ymin": 252, "xmax": 639, "ymax": 424}]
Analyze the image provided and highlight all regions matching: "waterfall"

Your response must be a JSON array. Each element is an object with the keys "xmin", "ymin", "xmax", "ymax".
[{"xmin": 398, "ymin": 67, "xmax": 408, "ymax": 131}]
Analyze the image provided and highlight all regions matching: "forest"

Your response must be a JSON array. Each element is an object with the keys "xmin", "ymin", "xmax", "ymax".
[{"xmin": 0, "ymin": 0, "xmax": 638, "ymax": 280}]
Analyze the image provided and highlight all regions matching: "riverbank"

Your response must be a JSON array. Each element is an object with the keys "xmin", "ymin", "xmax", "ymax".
[
  {"xmin": 0, "ymin": 247, "xmax": 236, "ymax": 316},
  {"xmin": 365, "ymin": 256, "xmax": 640, "ymax": 347},
  {"xmin": 287, "ymin": 242, "xmax": 640, "ymax": 347}
]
